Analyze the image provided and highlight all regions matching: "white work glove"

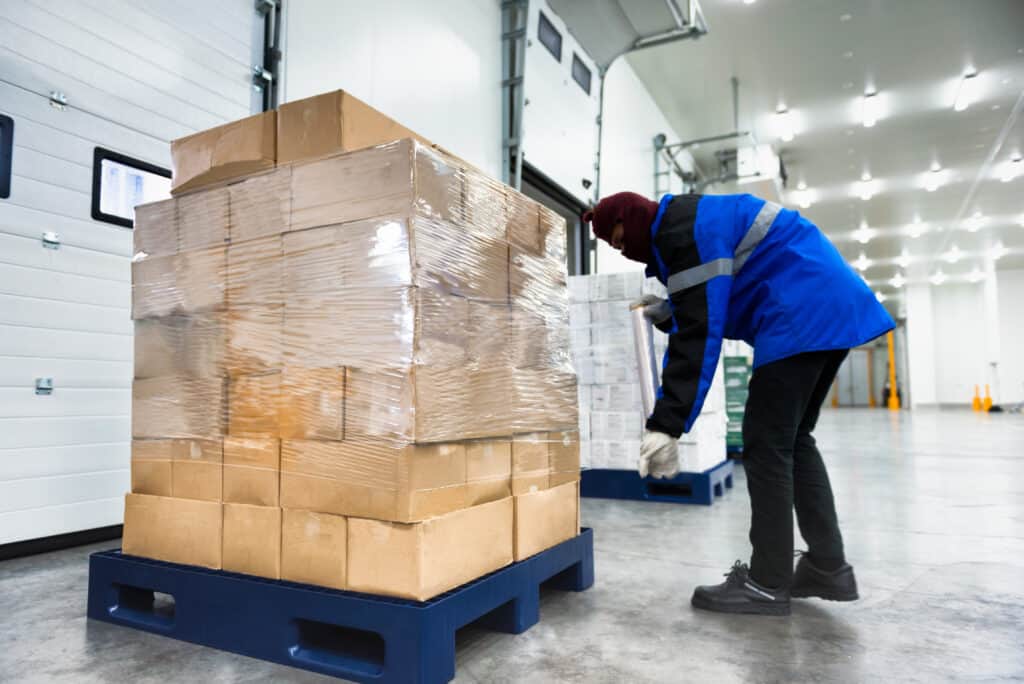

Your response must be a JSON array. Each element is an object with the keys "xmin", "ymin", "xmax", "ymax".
[
  {"xmin": 630, "ymin": 294, "xmax": 672, "ymax": 326},
  {"xmin": 639, "ymin": 429, "xmax": 680, "ymax": 479}
]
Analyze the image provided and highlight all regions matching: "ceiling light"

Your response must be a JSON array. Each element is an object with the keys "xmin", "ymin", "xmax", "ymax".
[
  {"xmin": 909, "ymin": 216, "xmax": 925, "ymax": 238},
  {"xmin": 776, "ymin": 106, "xmax": 795, "ymax": 142},
  {"xmin": 890, "ymin": 272, "xmax": 906, "ymax": 289},
  {"xmin": 875, "ymin": 291, "xmax": 887, "ymax": 303},
  {"xmin": 860, "ymin": 171, "xmax": 872, "ymax": 182},
  {"xmin": 930, "ymin": 269, "xmax": 947, "ymax": 286},
  {"xmin": 965, "ymin": 211, "xmax": 986, "ymax": 232},
  {"xmin": 743, "ymin": 0, "xmax": 757, "ymax": 4},
  {"xmin": 924, "ymin": 165, "xmax": 944, "ymax": 192},
  {"xmin": 1000, "ymin": 154, "xmax": 1022, "ymax": 182},
  {"xmin": 990, "ymin": 241, "xmax": 1008, "ymax": 260},
  {"xmin": 897, "ymin": 248, "xmax": 911, "ymax": 268},
  {"xmin": 944, "ymin": 244, "xmax": 962, "ymax": 263},
  {"xmin": 840, "ymin": 13, "xmax": 852, "ymax": 21},
  {"xmin": 796, "ymin": 191, "xmax": 812, "ymax": 209},
  {"xmin": 854, "ymin": 252, "xmax": 871, "ymax": 271},
  {"xmin": 862, "ymin": 91, "xmax": 880, "ymax": 127},
  {"xmin": 854, "ymin": 221, "xmax": 873, "ymax": 244},
  {"xmin": 967, "ymin": 267, "xmax": 985, "ymax": 283},
  {"xmin": 953, "ymin": 70, "xmax": 979, "ymax": 112},
  {"xmin": 797, "ymin": 180, "xmax": 807, "ymax": 191}
]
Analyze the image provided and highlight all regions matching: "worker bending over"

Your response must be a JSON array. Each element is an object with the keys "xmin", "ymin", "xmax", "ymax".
[{"xmin": 584, "ymin": 192, "xmax": 894, "ymax": 616}]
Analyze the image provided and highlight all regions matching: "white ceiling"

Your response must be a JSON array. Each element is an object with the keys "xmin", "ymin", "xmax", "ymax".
[{"xmin": 622, "ymin": 0, "xmax": 1024, "ymax": 298}]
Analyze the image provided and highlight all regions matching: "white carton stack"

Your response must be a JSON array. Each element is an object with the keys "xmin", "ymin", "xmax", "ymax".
[{"xmin": 569, "ymin": 271, "xmax": 727, "ymax": 474}]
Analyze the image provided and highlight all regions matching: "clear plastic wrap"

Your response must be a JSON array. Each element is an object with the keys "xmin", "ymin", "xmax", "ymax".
[{"xmin": 131, "ymin": 138, "xmax": 580, "ymax": 522}]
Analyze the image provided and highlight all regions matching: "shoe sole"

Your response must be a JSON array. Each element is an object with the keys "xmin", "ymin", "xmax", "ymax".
[
  {"xmin": 790, "ymin": 588, "xmax": 859, "ymax": 602},
  {"xmin": 691, "ymin": 593, "xmax": 791, "ymax": 616}
]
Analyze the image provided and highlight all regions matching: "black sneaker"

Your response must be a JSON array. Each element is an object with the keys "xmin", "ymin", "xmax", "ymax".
[
  {"xmin": 691, "ymin": 561, "xmax": 791, "ymax": 616},
  {"xmin": 790, "ymin": 552, "xmax": 859, "ymax": 601}
]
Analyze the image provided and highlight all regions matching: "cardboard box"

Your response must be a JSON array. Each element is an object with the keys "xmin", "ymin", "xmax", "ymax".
[
  {"xmin": 222, "ymin": 503, "xmax": 282, "ymax": 579},
  {"xmin": 548, "ymin": 430, "xmax": 581, "ymax": 487},
  {"xmin": 170, "ymin": 110, "xmax": 276, "ymax": 194},
  {"xmin": 278, "ymin": 368, "xmax": 346, "ymax": 440},
  {"xmin": 122, "ymin": 493, "xmax": 222, "ymax": 569},
  {"xmin": 177, "ymin": 246, "xmax": 227, "ymax": 314},
  {"xmin": 134, "ymin": 198, "xmax": 178, "ymax": 258},
  {"xmin": 277, "ymin": 89, "xmax": 429, "ymax": 166},
  {"xmin": 228, "ymin": 372, "xmax": 281, "ymax": 437},
  {"xmin": 223, "ymin": 437, "xmax": 280, "ymax": 506},
  {"xmin": 228, "ymin": 166, "xmax": 291, "ymax": 242},
  {"xmin": 513, "ymin": 481, "xmax": 579, "ymax": 561},
  {"xmin": 281, "ymin": 508, "xmax": 347, "ymax": 590},
  {"xmin": 506, "ymin": 187, "xmax": 542, "ymax": 253},
  {"xmin": 226, "ymin": 306, "xmax": 282, "ymax": 377},
  {"xmin": 347, "ymin": 497, "xmax": 513, "ymax": 601},
  {"xmin": 132, "ymin": 375, "xmax": 227, "ymax": 439},
  {"xmin": 465, "ymin": 439, "xmax": 512, "ymax": 506},
  {"xmin": 134, "ymin": 314, "xmax": 226, "ymax": 379},
  {"xmin": 171, "ymin": 438, "xmax": 223, "ymax": 502},
  {"xmin": 226, "ymin": 235, "xmax": 283, "ymax": 307},
  {"xmin": 512, "ymin": 433, "xmax": 549, "ymax": 495},
  {"xmin": 130, "ymin": 439, "xmax": 173, "ymax": 496},
  {"xmin": 177, "ymin": 187, "xmax": 229, "ymax": 252},
  {"xmin": 280, "ymin": 440, "xmax": 467, "ymax": 522}
]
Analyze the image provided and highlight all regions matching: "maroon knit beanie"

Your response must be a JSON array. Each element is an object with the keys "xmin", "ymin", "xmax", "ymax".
[{"xmin": 583, "ymin": 192, "xmax": 659, "ymax": 264}]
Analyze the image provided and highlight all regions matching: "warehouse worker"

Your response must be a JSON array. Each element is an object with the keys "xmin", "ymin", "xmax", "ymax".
[{"xmin": 584, "ymin": 191, "xmax": 894, "ymax": 616}]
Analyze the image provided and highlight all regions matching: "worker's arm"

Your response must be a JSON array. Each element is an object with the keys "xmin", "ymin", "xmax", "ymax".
[{"xmin": 646, "ymin": 222, "xmax": 729, "ymax": 438}]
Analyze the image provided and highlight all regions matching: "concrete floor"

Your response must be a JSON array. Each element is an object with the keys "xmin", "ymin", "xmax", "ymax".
[{"xmin": 2, "ymin": 408, "xmax": 1023, "ymax": 683}]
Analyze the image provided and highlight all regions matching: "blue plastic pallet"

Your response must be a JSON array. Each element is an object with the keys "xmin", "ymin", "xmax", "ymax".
[
  {"xmin": 87, "ymin": 528, "xmax": 593, "ymax": 683},
  {"xmin": 581, "ymin": 460, "xmax": 734, "ymax": 506}
]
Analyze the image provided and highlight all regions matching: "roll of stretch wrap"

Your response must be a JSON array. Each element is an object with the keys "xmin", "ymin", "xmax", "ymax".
[{"xmin": 630, "ymin": 304, "xmax": 660, "ymax": 420}]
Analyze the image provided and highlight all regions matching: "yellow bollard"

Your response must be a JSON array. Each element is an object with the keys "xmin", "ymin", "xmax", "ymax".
[
  {"xmin": 886, "ymin": 331, "xmax": 900, "ymax": 411},
  {"xmin": 983, "ymin": 384, "xmax": 993, "ymax": 412},
  {"xmin": 972, "ymin": 385, "xmax": 982, "ymax": 411}
]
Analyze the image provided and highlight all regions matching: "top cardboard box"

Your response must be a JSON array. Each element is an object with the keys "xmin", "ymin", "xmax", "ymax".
[
  {"xmin": 277, "ymin": 90, "xmax": 431, "ymax": 166},
  {"xmin": 170, "ymin": 111, "xmax": 276, "ymax": 195}
]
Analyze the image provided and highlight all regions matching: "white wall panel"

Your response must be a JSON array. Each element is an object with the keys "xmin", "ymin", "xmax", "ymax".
[
  {"xmin": 0, "ymin": 0, "xmax": 257, "ymax": 545},
  {"xmin": 931, "ymin": 283, "xmax": 988, "ymax": 405},
  {"xmin": 283, "ymin": 0, "xmax": 503, "ymax": 178},
  {"xmin": 995, "ymin": 270, "xmax": 1024, "ymax": 403}
]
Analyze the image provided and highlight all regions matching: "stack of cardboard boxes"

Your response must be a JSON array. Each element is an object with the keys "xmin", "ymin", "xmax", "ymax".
[
  {"xmin": 124, "ymin": 90, "xmax": 581, "ymax": 601},
  {"xmin": 568, "ymin": 271, "xmax": 727, "ymax": 473}
]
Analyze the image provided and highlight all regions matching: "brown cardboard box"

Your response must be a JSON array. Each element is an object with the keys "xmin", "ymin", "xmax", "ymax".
[
  {"xmin": 229, "ymin": 166, "xmax": 292, "ymax": 242},
  {"xmin": 512, "ymin": 433, "xmax": 549, "ymax": 495},
  {"xmin": 131, "ymin": 247, "xmax": 226, "ymax": 319},
  {"xmin": 170, "ymin": 110, "xmax": 276, "ymax": 194},
  {"xmin": 280, "ymin": 440, "xmax": 467, "ymax": 522},
  {"xmin": 513, "ymin": 481, "xmax": 579, "ymax": 561},
  {"xmin": 347, "ymin": 497, "xmax": 513, "ymax": 601},
  {"xmin": 465, "ymin": 439, "xmax": 512, "ymax": 506},
  {"xmin": 122, "ymin": 493, "xmax": 222, "ymax": 569},
  {"xmin": 548, "ymin": 430, "xmax": 581, "ymax": 487},
  {"xmin": 222, "ymin": 503, "xmax": 282, "ymax": 579},
  {"xmin": 278, "ymin": 368, "xmax": 346, "ymax": 441},
  {"xmin": 134, "ymin": 314, "xmax": 226, "ymax": 379},
  {"xmin": 171, "ymin": 438, "xmax": 223, "ymax": 502},
  {"xmin": 134, "ymin": 198, "xmax": 178, "ymax": 258},
  {"xmin": 289, "ymin": 142, "xmax": 415, "ymax": 232},
  {"xmin": 228, "ymin": 372, "xmax": 281, "ymax": 437},
  {"xmin": 227, "ymin": 235, "xmax": 283, "ymax": 307},
  {"xmin": 131, "ymin": 439, "xmax": 173, "ymax": 496},
  {"xmin": 277, "ymin": 90, "xmax": 429, "ymax": 166},
  {"xmin": 132, "ymin": 375, "xmax": 227, "ymax": 439},
  {"xmin": 178, "ymin": 187, "xmax": 229, "ymax": 252},
  {"xmin": 223, "ymin": 437, "xmax": 280, "ymax": 506},
  {"xmin": 281, "ymin": 508, "xmax": 347, "ymax": 590},
  {"xmin": 506, "ymin": 187, "xmax": 542, "ymax": 253},
  {"xmin": 227, "ymin": 306, "xmax": 282, "ymax": 377}
]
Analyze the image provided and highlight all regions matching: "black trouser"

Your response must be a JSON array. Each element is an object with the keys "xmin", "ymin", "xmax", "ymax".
[{"xmin": 743, "ymin": 349, "xmax": 848, "ymax": 588}]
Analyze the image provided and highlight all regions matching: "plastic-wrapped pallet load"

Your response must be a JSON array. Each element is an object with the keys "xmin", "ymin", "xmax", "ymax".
[
  {"xmin": 569, "ymin": 272, "xmax": 727, "ymax": 475},
  {"xmin": 123, "ymin": 91, "xmax": 581, "ymax": 601}
]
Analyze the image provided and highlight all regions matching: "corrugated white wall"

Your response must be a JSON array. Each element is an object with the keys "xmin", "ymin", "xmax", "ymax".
[
  {"xmin": 282, "ymin": 0, "xmax": 503, "ymax": 179},
  {"xmin": 595, "ymin": 58, "xmax": 690, "ymax": 274},
  {"xmin": 0, "ymin": 0, "xmax": 258, "ymax": 544}
]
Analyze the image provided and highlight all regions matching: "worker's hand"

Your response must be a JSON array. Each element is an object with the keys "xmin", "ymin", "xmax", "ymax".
[
  {"xmin": 639, "ymin": 429, "xmax": 680, "ymax": 479},
  {"xmin": 631, "ymin": 294, "xmax": 672, "ymax": 326}
]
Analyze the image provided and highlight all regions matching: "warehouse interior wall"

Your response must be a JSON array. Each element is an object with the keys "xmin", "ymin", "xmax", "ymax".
[
  {"xmin": 281, "ymin": 0, "xmax": 503, "ymax": 178},
  {"xmin": 995, "ymin": 270, "xmax": 1024, "ymax": 404},
  {"xmin": 595, "ymin": 58, "xmax": 690, "ymax": 274}
]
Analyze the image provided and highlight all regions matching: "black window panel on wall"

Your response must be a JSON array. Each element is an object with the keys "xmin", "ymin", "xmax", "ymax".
[
  {"xmin": 571, "ymin": 53, "xmax": 591, "ymax": 94},
  {"xmin": 90, "ymin": 148, "xmax": 171, "ymax": 228},
  {"xmin": 0, "ymin": 114, "xmax": 12, "ymax": 199},
  {"xmin": 538, "ymin": 11, "xmax": 562, "ymax": 61}
]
